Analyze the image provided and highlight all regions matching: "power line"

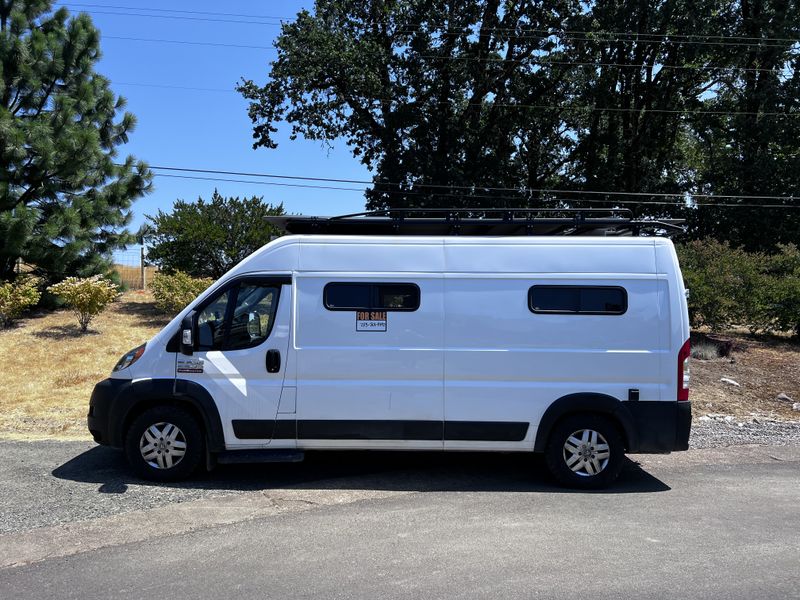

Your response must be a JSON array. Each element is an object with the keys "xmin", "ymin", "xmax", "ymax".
[
  {"xmin": 155, "ymin": 173, "xmax": 365, "ymax": 192},
  {"xmin": 104, "ymin": 35, "xmax": 276, "ymax": 51},
  {"xmin": 63, "ymin": 4, "xmax": 800, "ymax": 45},
  {"xmin": 146, "ymin": 164, "xmax": 799, "ymax": 202},
  {"xmin": 64, "ymin": 3, "xmax": 289, "ymax": 20},
  {"xmin": 104, "ymin": 78, "xmax": 798, "ymax": 117},
  {"xmin": 65, "ymin": 8, "xmax": 283, "ymax": 26},
  {"xmin": 62, "ymin": 6, "xmax": 800, "ymax": 47},
  {"xmin": 150, "ymin": 172, "xmax": 800, "ymax": 209},
  {"xmin": 113, "ymin": 81, "xmax": 234, "ymax": 93},
  {"xmin": 99, "ymin": 34, "xmax": 787, "ymax": 73}
]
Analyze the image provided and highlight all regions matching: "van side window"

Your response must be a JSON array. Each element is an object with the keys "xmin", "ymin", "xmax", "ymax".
[
  {"xmin": 226, "ymin": 284, "xmax": 280, "ymax": 350},
  {"xmin": 197, "ymin": 283, "xmax": 281, "ymax": 351},
  {"xmin": 197, "ymin": 289, "xmax": 233, "ymax": 351},
  {"xmin": 324, "ymin": 283, "xmax": 420, "ymax": 311},
  {"xmin": 528, "ymin": 286, "xmax": 627, "ymax": 315}
]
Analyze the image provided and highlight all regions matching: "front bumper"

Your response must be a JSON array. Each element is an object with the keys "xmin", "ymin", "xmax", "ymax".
[{"xmin": 87, "ymin": 378, "xmax": 131, "ymax": 447}]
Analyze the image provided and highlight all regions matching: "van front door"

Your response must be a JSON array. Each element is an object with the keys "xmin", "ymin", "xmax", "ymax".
[{"xmin": 176, "ymin": 277, "xmax": 292, "ymax": 447}]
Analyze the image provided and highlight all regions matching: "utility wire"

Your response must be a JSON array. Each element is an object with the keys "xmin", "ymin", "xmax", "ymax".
[
  {"xmin": 150, "ymin": 172, "xmax": 800, "ymax": 209},
  {"xmin": 62, "ymin": 6, "xmax": 800, "ymax": 47},
  {"xmin": 63, "ymin": 4, "xmax": 800, "ymax": 44},
  {"xmin": 113, "ymin": 81, "xmax": 234, "ymax": 93},
  {"xmin": 64, "ymin": 3, "xmax": 289, "ymax": 20},
  {"xmin": 104, "ymin": 35, "xmax": 277, "ymax": 51},
  {"xmin": 106, "ymin": 79, "xmax": 798, "ymax": 117},
  {"xmin": 99, "ymin": 35, "xmax": 790, "ymax": 74},
  {"xmin": 146, "ymin": 164, "xmax": 799, "ymax": 202}
]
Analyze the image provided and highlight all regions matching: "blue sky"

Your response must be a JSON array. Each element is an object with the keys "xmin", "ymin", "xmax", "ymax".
[{"xmin": 56, "ymin": 1, "xmax": 372, "ymax": 232}]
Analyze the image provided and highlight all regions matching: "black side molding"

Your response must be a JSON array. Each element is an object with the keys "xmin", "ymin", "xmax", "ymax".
[{"xmin": 232, "ymin": 419, "xmax": 530, "ymax": 442}]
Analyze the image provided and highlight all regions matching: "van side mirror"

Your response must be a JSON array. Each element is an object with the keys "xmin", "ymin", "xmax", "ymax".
[{"xmin": 180, "ymin": 311, "xmax": 196, "ymax": 356}]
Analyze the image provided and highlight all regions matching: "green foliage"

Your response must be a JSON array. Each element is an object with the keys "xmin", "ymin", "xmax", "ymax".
[
  {"xmin": 0, "ymin": 275, "xmax": 41, "ymax": 327},
  {"xmin": 240, "ymin": 0, "xmax": 800, "ymax": 247},
  {"xmin": 47, "ymin": 275, "xmax": 119, "ymax": 332},
  {"xmin": 145, "ymin": 191, "xmax": 284, "ymax": 279},
  {"xmin": 150, "ymin": 271, "xmax": 213, "ymax": 315},
  {"xmin": 678, "ymin": 240, "xmax": 800, "ymax": 335},
  {"xmin": 238, "ymin": 0, "xmax": 580, "ymax": 210},
  {"xmin": 0, "ymin": 1, "xmax": 152, "ymax": 282}
]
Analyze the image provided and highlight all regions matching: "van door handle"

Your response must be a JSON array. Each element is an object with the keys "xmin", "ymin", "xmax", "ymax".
[{"xmin": 266, "ymin": 349, "xmax": 281, "ymax": 373}]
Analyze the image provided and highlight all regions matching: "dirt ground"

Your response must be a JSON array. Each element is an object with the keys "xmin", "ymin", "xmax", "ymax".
[
  {"xmin": 690, "ymin": 331, "xmax": 800, "ymax": 420},
  {"xmin": 0, "ymin": 294, "xmax": 797, "ymax": 439}
]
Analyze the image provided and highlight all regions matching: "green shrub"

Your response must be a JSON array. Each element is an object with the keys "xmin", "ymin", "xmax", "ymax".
[
  {"xmin": 150, "ymin": 271, "xmax": 213, "ymax": 315},
  {"xmin": 678, "ymin": 240, "xmax": 800, "ymax": 336},
  {"xmin": 677, "ymin": 240, "xmax": 763, "ymax": 331},
  {"xmin": 0, "ymin": 276, "xmax": 42, "ymax": 327},
  {"xmin": 48, "ymin": 275, "xmax": 120, "ymax": 332},
  {"xmin": 764, "ymin": 244, "xmax": 800, "ymax": 336}
]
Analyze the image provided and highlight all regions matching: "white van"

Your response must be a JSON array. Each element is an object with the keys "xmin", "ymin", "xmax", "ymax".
[{"xmin": 89, "ymin": 212, "xmax": 691, "ymax": 489}]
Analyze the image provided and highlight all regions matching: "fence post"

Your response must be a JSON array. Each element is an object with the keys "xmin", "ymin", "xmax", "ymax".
[{"xmin": 140, "ymin": 246, "xmax": 146, "ymax": 290}]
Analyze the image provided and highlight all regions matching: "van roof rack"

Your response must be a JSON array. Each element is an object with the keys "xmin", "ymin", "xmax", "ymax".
[{"xmin": 266, "ymin": 208, "xmax": 685, "ymax": 237}]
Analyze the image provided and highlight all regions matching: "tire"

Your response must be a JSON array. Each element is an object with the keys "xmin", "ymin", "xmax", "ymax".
[
  {"xmin": 124, "ymin": 405, "xmax": 204, "ymax": 482},
  {"xmin": 544, "ymin": 413, "xmax": 624, "ymax": 490}
]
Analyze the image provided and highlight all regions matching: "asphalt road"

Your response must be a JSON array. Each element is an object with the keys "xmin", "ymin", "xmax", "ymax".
[{"xmin": 0, "ymin": 442, "xmax": 798, "ymax": 599}]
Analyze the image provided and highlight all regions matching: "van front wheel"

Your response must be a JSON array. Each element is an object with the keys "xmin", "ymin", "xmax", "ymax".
[
  {"xmin": 544, "ymin": 414, "xmax": 624, "ymax": 489},
  {"xmin": 124, "ymin": 406, "xmax": 204, "ymax": 482}
]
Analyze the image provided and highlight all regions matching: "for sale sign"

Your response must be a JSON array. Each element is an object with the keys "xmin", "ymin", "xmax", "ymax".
[{"xmin": 356, "ymin": 311, "xmax": 387, "ymax": 332}]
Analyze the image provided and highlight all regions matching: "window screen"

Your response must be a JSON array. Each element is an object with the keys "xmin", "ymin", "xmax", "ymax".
[
  {"xmin": 324, "ymin": 283, "xmax": 420, "ymax": 311},
  {"xmin": 529, "ymin": 286, "xmax": 627, "ymax": 315}
]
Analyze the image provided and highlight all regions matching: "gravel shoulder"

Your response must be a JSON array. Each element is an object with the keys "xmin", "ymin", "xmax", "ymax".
[{"xmin": 689, "ymin": 417, "xmax": 800, "ymax": 448}]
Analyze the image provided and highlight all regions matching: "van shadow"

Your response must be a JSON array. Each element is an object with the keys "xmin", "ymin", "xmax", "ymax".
[{"xmin": 52, "ymin": 447, "xmax": 670, "ymax": 495}]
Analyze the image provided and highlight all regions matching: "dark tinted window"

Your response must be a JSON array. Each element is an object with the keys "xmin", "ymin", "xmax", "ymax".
[
  {"xmin": 375, "ymin": 284, "xmax": 419, "ymax": 310},
  {"xmin": 324, "ymin": 283, "xmax": 420, "ymax": 311},
  {"xmin": 196, "ymin": 283, "xmax": 281, "ymax": 351},
  {"xmin": 529, "ymin": 286, "xmax": 627, "ymax": 315},
  {"xmin": 323, "ymin": 283, "xmax": 371, "ymax": 310},
  {"xmin": 579, "ymin": 287, "xmax": 626, "ymax": 313}
]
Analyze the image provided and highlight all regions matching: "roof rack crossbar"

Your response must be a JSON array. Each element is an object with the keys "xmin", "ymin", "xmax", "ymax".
[{"xmin": 267, "ymin": 208, "xmax": 685, "ymax": 238}]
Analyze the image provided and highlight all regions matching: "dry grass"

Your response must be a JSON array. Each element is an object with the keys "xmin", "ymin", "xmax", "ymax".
[
  {"xmin": 0, "ymin": 291, "xmax": 169, "ymax": 439},
  {"xmin": 1, "ymin": 294, "xmax": 798, "ymax": 440}
]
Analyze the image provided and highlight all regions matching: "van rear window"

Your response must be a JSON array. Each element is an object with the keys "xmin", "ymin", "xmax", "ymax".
[
  {"xmin": 324, "ymin": 283, "xmax": 420, "ymax": 311},
  {"xmin": 529, "ymin": 286, "xmax": 627, "ymax": 315}
]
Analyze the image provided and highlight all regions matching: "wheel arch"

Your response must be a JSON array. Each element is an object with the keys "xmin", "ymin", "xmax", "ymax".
[
  {"xmin": 110, "ymin": 379, "xmax": 225, "ymax": 452},
  {"xmin": 533, "ymin": 393, "xmax": 638, "ymax": 453}
]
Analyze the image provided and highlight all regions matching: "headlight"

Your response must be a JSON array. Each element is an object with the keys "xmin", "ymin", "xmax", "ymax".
[{"xmin": 113, "ymin": 343, "xmax": 146, "ymax": 372}]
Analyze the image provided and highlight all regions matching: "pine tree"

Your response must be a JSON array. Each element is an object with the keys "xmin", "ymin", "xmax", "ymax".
[{"xmin": 0, "ymin": 1, "xmax": 151, "ymax": 281}]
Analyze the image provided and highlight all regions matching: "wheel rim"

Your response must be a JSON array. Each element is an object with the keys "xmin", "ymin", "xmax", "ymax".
[
  {"xmin": 562, "ymin": 428, "xmax": 611, "ymax": 477},
  {"xmin": 139, "ymin": 422, "xmax": 187, "ymax": 470}
]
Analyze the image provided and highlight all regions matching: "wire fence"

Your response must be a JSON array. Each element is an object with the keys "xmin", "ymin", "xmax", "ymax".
[{"xmin": 113, "ymin": 249, "xmax": 159, "ymax": 291}]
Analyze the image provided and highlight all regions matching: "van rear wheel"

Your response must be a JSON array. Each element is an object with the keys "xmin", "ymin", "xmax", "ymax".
[
  {"xmin": 544, "ymin": 414, "xmax": 624, "ymax": 489},
  {"xmin": 124, "ymin": 406, "xmax": 203, "ymax": 482}
]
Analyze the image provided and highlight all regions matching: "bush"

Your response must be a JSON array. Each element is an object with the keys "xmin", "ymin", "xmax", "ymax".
[
  {"xmin": 677, "ymin": 240, "xmax": 763, "ymax": 331},
  {"xmin": 48, "ymin": 276, "xmax": 120, "ymax": 332},
  {"xmin": 0, "ymin": 276, "xmax": 42, "ymax": 327},
  {"xmin": 150, "ymin": 271, "xmax": 213, "ymax": 315},
  {"xmin": 764, "ymin": 244, "xmax": 800, "ymax": 336},
  {"xmin": 678, "ymin": 240, "xmax": 800, "ymax": 336}
]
